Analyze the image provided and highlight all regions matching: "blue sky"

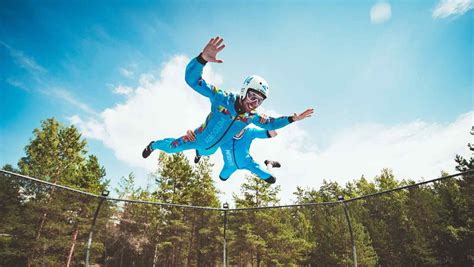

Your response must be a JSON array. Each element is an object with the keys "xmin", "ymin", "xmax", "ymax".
[{"xmin": 1, "ymin": 0, "xmax": 472, "ymax": 203}]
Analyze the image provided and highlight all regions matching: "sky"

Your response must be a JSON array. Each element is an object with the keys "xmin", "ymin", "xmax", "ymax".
[{"xmin": 1, "ymin": 0, "xmax": 473, "ymax": 206}]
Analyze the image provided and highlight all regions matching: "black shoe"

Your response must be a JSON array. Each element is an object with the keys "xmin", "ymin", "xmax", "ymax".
[
  {"xmin": 142, "ymin": 141, "xmax": 154, "ymax": 158},
  {"xmin": 194, "ymin": 151, "xmax": 201, "ymax": 164},
  {"xmin": 264, "ymin": 160, "xmax": 281, "ymax": 168},
  {"xmin": 264, "ymin": 176, "xmax": 276, "ymax": 184}
]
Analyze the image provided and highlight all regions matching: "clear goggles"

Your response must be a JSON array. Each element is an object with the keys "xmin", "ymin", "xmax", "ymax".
[{"xmin": 246, "ymin": 90, "xmax": 265, "ymax": 105}]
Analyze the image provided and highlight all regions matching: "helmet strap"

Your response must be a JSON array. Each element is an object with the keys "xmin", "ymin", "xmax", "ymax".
[{"xmin": 235, "ymin": 97, "xmax": 246, "ymax": 114}]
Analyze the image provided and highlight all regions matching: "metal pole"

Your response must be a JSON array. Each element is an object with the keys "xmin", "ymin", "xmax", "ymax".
[
  {"xmin": 85, "ymin": 196, "xmax": 106, "ymax": 267},
  {"xmin": 223, "ymin": 202, "xmax": 229, "ymax": 267},
  {"xmin": 338, "ymin": 196, "xmax": 357, "ymax": 267}
]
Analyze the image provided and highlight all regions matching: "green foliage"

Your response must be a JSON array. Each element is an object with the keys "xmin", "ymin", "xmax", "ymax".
[
  {"xmin": 1, "ymin": 117, "xmax": 473, "ymax": 266},
  {"xmin": 227, "ymin": 175, "xmax": 311, "ymax": 266},
  {"xmin": 105, "ymin": 152, "xmax": 222, "ymax": 266},
  {"xmin": 0, "ymin": 118, "xmax": 109, "ymax": 266}
]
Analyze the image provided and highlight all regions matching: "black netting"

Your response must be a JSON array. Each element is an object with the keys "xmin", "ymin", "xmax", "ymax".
[
  {"xmin": 0, "ymin": 171, "xmax": 99, "ymax": 266},
  {"xmin": 99, "ymin": 200, "xmax": 222, "ymax": 266},
  {"xmin": 345, "ymin": 173, "xmax": 474, "ymax": 266},
  {"xmin": 1, "ymin": 170, "xmax": 472, "ymax": 266}
]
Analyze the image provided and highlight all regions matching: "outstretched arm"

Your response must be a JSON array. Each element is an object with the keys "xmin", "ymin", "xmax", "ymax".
[
  {"xmin": 251, "ymin": 108, "xmax": 314, "ymax": 130},
  {"xmin": 185, "ymin": 36, "xmax": 226, "ymax": 99},
  {"xmin": 290, "ymin": 108, "xmax": 314, "ymax": 122},
  {"xmin": 247, "ymin": 128, "xmax": 278, "ymax": 139}
]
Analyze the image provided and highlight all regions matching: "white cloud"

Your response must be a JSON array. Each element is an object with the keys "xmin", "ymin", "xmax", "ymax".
[
  {"xmin": 0, "ymin": 41, "xmax": 47, "ymax": 74},
  {"xmin": 432, "ymin": 0, "xmax": 474, "ymax": 18},
  {"xmin": 72, "ymin": 55, "xmax": 222, "ymax": 172},
  {"xmin": 6, "ymin": 78, "xmax": 30, "ymax": 92},
  {"xmin": 113, "ymin": 85, "xmax": 134, "ymax": 96},
  {"xmin": 71, "ymin": 55, "xmax": 472, "ymax": 205},
  {"xmin": 370, "ymin": 2, "xmax": 392, "ymax": 24},
  {"xmin": 242, "ymin": 111, "xmax": 472, "ymax": 204},
  {"xmin": 51, "ymin": 89, "xmax": 98, "ymax": 116},
  {"xmin": 68, "ymin": 115, "xmax": 107, "ymax": 140},
  {"xmin": 119, "ymin": 67, "xmax": 134, "ymax": 78}
]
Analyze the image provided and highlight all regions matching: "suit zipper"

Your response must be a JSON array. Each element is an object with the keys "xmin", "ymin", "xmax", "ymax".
[
  {"xmin": 205, "ymin": 116, "xmax": 238, "ymax": 150},
  {"xmin": 232, "ymin": 139, "xmax": 239, "ymax": 168}
]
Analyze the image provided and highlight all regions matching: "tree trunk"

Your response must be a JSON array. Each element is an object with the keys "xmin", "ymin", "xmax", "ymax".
[
  {"xmin": 30, "ymin": 184, "xmax": 58, "ymax": 264},
  {"xmin": 33, "ymin": 167, "xmax": 66, "ymax": 241},
  {"xmin": 66, "ymin": 227, "xmax": 79, "ymax": 267},
  {"xmin": 186, "ymin": 220, "xmax": 196, "ymax": 267},
  {"xmin": 256, "ymin": 251, "xmax": 261, "ymax": 267},
  {"xmin": 29, "ymin": 166, "xmax": 66, "ymax": 264},
  {"xmin": 120, "ymin": 247, "xmax": 124, "ymax": 267},
  {"xmin": 35, "ymin": 212, "xmax": 48, "ymax": 241},
  {"xmin": 152, "ymin": 243, "xmax": 158, "ymax": 267},
  {"xmin": 172, "ymin": 246, "xmax": 176, "ymax": 267}
]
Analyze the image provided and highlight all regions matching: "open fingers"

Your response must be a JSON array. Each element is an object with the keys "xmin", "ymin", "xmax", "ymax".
[
  {"xmin": 186, "ymin": 130, "xmax": 196, "ymax": 141},
  {"xmin": 211, "ymin": 36, "xmax": 222, "ymax": 47},
  {"xmin": 207, "ymin": 38, "xmax": 215, "ymax": 46},
  {"xmin": 302, "ymin": 112, "xmax": 313, "ymax": 118},
  {"xmin": 214, "ymin": 37, "xmax": 224, "ymax": 47},
  {"xmin": 216, "ymin": 44, "xmax": 226, "ymax": 52},
  {"xmin": 303, "ymin": 108, "xmax": 314, "ymax": 115}
]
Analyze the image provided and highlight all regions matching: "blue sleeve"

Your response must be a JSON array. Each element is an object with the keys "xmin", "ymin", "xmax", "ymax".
[
  {"xmin": 250, "ymin": 113, "xmax": 293, "ymax": 130},
  {"xmin": 247, "ymin": 128, "xmax": 271, "ymax": 139},
  {"xmin": 185, "ymin": 55, "xmax": 228, "ymax": 104}
]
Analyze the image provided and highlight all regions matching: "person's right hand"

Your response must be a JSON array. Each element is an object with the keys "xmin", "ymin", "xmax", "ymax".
[
  {"xmin": 268, "ymin": 130, "xmax": 278, "ymax": 138},
  {"xmin": 186, "ymin": 130, "xmax": 197, "ymax": 142},
  {"xmin": 202, "ymin": 36, "xmax": 225, "ymax": 63}
]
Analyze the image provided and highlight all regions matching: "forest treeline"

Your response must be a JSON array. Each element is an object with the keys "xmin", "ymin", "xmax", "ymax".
[{"xmin": 1, "ymin": 118, "xmax": 472, "ymax": 266}]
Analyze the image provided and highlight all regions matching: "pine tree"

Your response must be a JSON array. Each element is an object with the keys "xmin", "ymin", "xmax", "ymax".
[
  {"xmin": 295, "ymin": 179, "xmax": 377, "ymax": 266},
  {"xmin": 186, "ymin": 157, "xmax": 221, "ymax": 266},
  {"xmin": 151, "ymin": 152, "xmax": 222, "ymax": 266},
  {"xmin": 455, "ymin": 154, "xmax": 474, "ymax": 265},
  {"xmin": 11, "ymin": 118, "xmax": 108, "ymax": 266},
  {"xmin": 0, "ymin": 164, "xmax": 28, "ymax": 265},
  {"xmin": 432, "ymin": 171, "xmax": 473, "ymax": 266},
  {"xmin": 402, "ymin": 183, "xmax": 440, "ymax": 265},
  {"xmin": 352, "ymin": 169, "xmax": 408, "ymax": 266},
  {"xmin": 229, "ymin": 175, "xmax": 310, "ymax": 266}
]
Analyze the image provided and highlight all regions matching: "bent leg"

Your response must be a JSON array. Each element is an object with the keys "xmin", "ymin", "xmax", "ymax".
[
  {"xmin": 242, "ymin": 160, "xmax": 273, "ymax": 181},
  {"xmin": 219, "ymin": 165, "xmax": 237, "ymax": 181},
  {"xmin": 151, "ymin": 135, "xmax": 200, "ymax": 154}
]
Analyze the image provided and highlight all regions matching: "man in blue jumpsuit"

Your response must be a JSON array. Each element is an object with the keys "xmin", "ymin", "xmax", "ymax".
[
  {"xmin": 142, "ymin": 36, "xmax": 313, "ymax": 159},
  {"xmin": 187, "ymin": 128, "xmax": 282, "ymax": 184}
]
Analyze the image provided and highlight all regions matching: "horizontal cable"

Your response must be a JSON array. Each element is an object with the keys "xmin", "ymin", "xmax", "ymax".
[
  {"xmin": 343, "ymin": 169, "xmax": 474, "ymax": 203},
  {"xmin": 229, "ymin": 201, "xmax": 340, "ymax": 211},
  {"xmin": 1, "ymin": 170, "xmax": 100, "ymax": 198},
  {"xmin": 106, "ymin": 197, "xmax": 221, "ymax": 210},
  {"xmin": 0, "ymin": 170, "xmax": 220, "ymax": 210},
  {"xmin": 2, "ymin": 169, "xmax": 472, "ymax": 211}
]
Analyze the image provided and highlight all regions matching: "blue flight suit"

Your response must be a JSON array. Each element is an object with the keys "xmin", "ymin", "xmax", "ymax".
[
  {"xmin": 150, "ymin": 54, "xmax": 294, "ymax": 156},
  {"xmin": 219, "ymin": 128, "xmax": 274, "ymax": 181}
]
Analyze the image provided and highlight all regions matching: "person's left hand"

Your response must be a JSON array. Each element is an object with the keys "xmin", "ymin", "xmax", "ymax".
[
  {"xmin": 201, "ymin": 36, "xmax": 226, "ymax": 63},
  {"xmin": 292, "ymin": 108, "xmax": 314, "ymax": 122}
]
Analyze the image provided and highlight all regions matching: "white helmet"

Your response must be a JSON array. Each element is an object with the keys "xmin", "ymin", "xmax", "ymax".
[{"xmin": 240, "ymin": 75, "xmax": 269, "ymax": 100}]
